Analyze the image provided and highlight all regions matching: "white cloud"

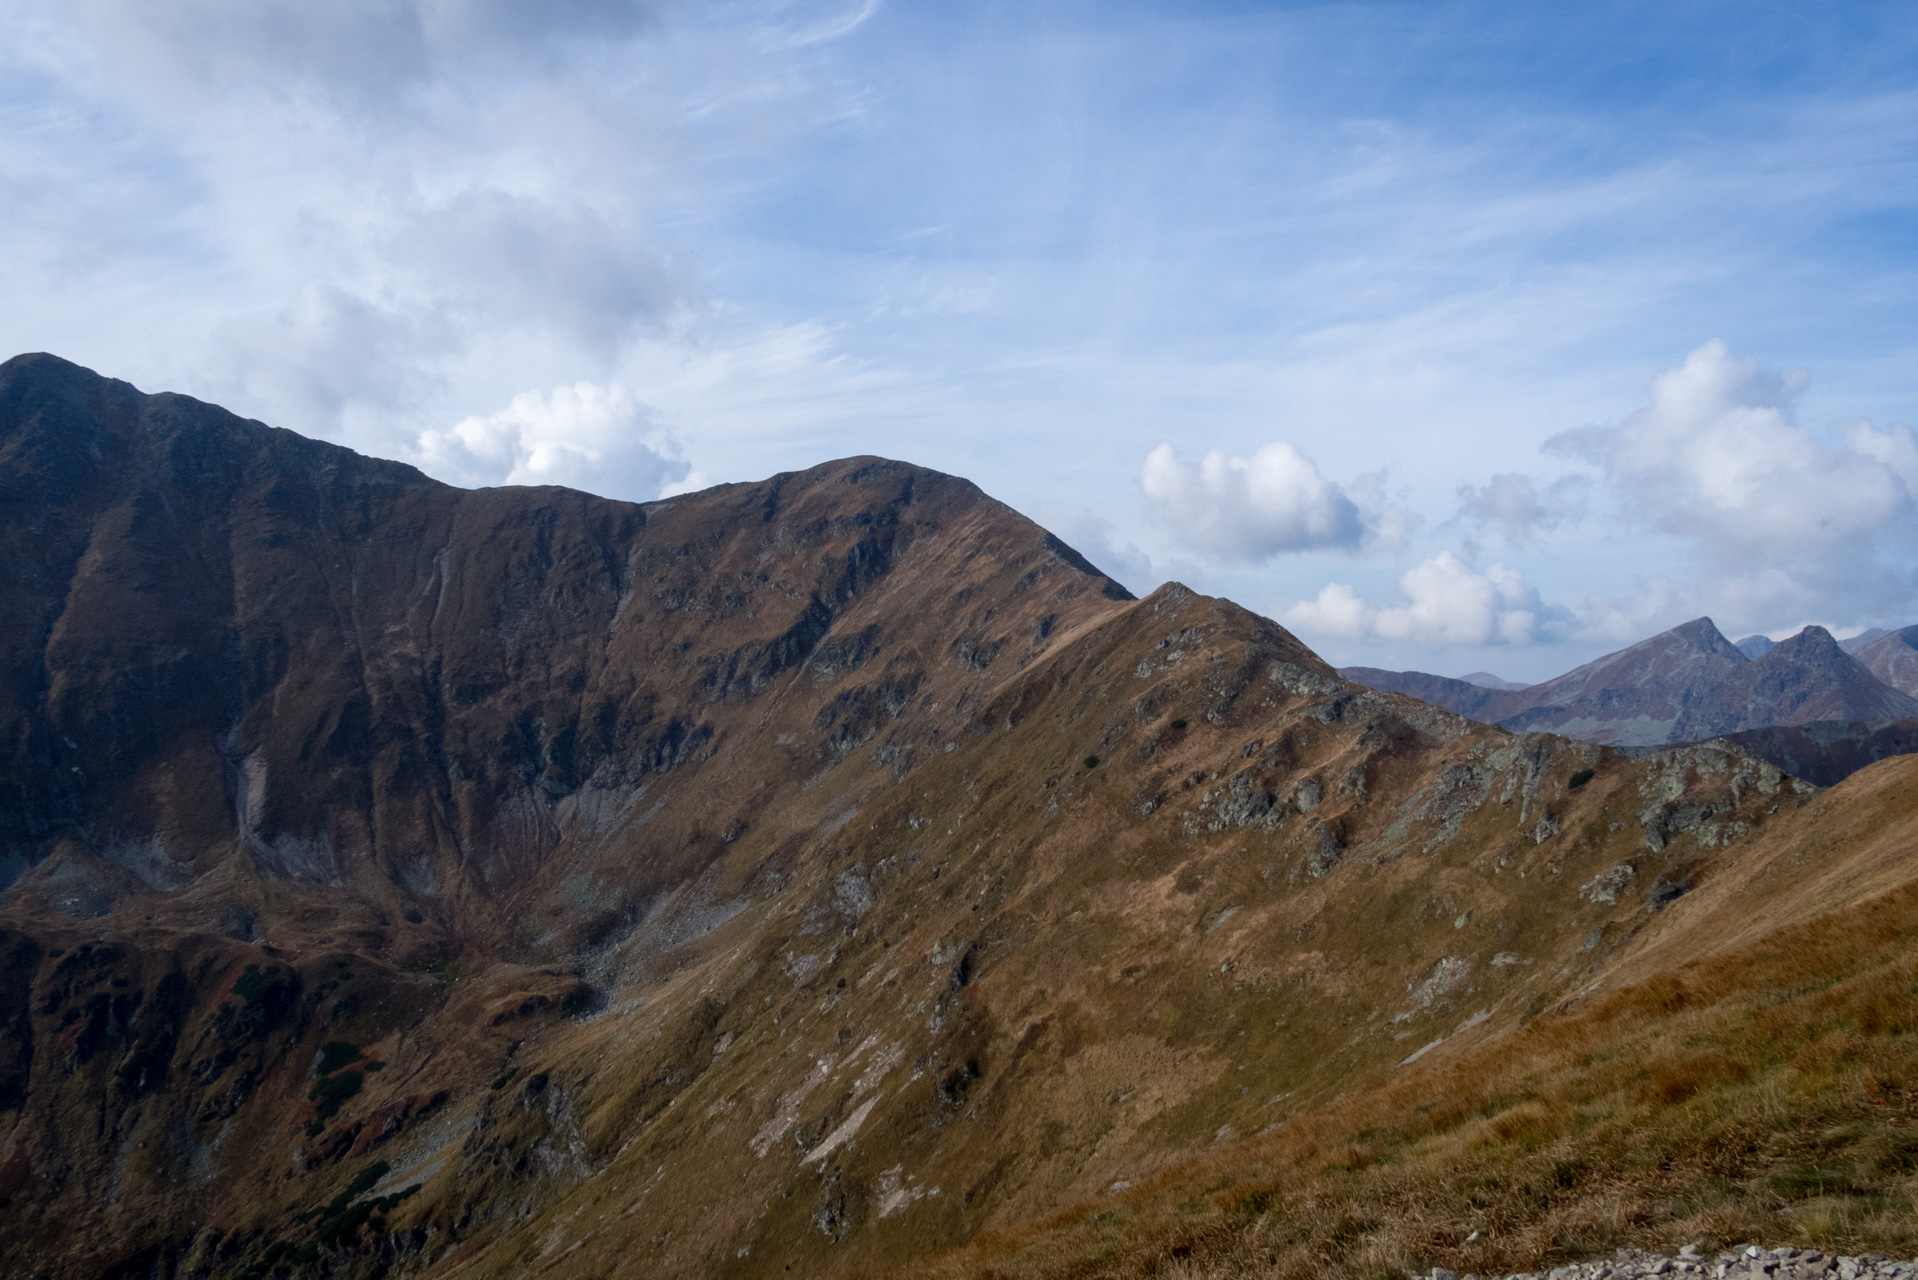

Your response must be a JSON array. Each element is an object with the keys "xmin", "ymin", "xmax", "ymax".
[
  {"xmin": 4, "ymin": 0, "xmax": 837, "ymax": 452},
  {"xmin": 416, "ymin": 381, "xmax": 690, "ymax": 501},
  {"xmin": 1282, "ymin": 582, "xmax": 1371, "ymax": 639},
  {"xmin": 1138, "ymin": 441, "xmax": 1365, "ymax": 561},
  {"xmin": 1454, "ymin": 471, "xmax": 1588, "ymax": 545},
  {"xmin": 1549, "ymin": 340, "xmax": 1914, "ymax": 559},
  {"xmin": 1844, "ymin": 419, "xmax": 1918, "ymax": 493},
  {"xmin": 69, "ymin": 0, "xmax": 667, "ymax": 110},
  {"xmin": 1544, "ymin": 340, "xmax": 1918, "ymax": 628},
  {"xmin": 1282, "ymin": 553, "xmax": 1561, "ymax": 647},
  {"xmin": 658, "ymin": 470, "xmax": 714, "ymax": 499}
]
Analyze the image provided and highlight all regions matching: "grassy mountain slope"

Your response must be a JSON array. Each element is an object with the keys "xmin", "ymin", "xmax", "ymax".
[{"xmin": 911, "ymin": 757, "xmax": 1918, "ymax": 1280}]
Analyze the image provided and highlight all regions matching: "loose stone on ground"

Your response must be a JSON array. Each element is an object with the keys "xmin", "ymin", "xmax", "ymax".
[{"xmin": 1421, "ymin": 1244, "xmax": 1918, "ymax": 1280}]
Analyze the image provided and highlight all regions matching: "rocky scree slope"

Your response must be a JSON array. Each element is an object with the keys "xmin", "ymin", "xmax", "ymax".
[{"xmin": 0, "ymin": 354, "xmax": 1863, "ymax": 1280}]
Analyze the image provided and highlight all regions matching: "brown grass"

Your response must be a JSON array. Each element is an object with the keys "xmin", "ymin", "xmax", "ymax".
[{"xmin": 900, "ymin": 877, "xmax": 1918, "ymax": 1280}]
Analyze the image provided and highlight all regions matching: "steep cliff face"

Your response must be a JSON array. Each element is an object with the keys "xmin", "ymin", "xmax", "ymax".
[{"xmin": 0, "ymin": 356, "xmax": 1863, "ymax": 1280}]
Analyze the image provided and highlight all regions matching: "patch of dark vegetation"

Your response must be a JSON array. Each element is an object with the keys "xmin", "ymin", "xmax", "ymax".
[
  {"xmin": 252, "ymin": 1162, "xmax": 421, "ymax": 1275},
  {"xmin": 1569, "ymin": 768, "xmax": 1597, "ymax": 789},
  {"xmin": 309, "ymin": 1069, "xmax": 364, "ymax": 1122},
  {"xmin": 1770, "ymin": 1164, "xmax": 1861, "ymax": 1199},
  {"xmin": 218, "ymin": 963, "xmax": 300, "ymax": 1045},
  {"xmin": 316, "ymin": 1040, "xmax": 362, "ymax": 1074},
  {"xmin": 229, "ymin": 963, "xmax": 280, "ymax": 1004}
]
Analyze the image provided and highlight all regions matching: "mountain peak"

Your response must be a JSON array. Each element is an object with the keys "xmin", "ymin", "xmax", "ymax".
[
  {"xmin": 1765, "ymin": 623, "xmax": 1843, "ymax": 662},
  {"xmin": 1737, "ymin": 623, "xmax": 1918, "ymax": 725},
  {"xmin": 1668, "ymin": 615, "xmax": 1744, "ymax": 658},
  {"xmin": 1856, "ymin": 624, "xmax": 1918, "ymax": 696},
  {"xmin": 1348, "ymin": 612, "xmax": 1915, "ymax": 749}
]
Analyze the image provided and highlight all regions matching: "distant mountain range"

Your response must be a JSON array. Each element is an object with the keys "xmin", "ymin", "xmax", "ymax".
[{"xmin": 1342, "ymin": 616, "xmax": 1918, "ymax": 750}]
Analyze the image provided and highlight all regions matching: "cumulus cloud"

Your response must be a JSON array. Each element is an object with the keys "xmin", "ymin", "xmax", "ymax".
[
  {"xmin": 416, "ymin": 381, "xmax": 690, "ymax": 501},
  {"xmin": 1282, "ymin": 553, "xmax": 1563, "ymax": 647},
  {"xmin": 1548, "ymin": 340, "xmax": 1915, "ymax": 560},
  {"xmin": 1138, "ymin": 441, "xmax": 1367, "ymax": 560},
  {"xmin": 1544, "ymin": 340, "xmax": 1918, "ymax": 626}
]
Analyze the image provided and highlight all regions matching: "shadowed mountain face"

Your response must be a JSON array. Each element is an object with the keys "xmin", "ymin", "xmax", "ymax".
[
  {"xmin": 1708, "ymin": 717, "xmax": 1918, "ymax": 787},
  {"xmin": 0, "ymin": 355, "xmax": 1903, "ymax": 1280},
  {"xmin": 0, "ymin": 351, "xmax": 1133, "ymax": 938},
  {"xmin": 1344, "ymin": 618, "xmax": 1918, "ymax": 749}
]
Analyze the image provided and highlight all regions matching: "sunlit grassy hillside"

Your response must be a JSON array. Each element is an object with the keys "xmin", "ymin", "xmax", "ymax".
[{"xmin": 913, "ymin": 760, "xmax": 1918, "ymax": 1280}]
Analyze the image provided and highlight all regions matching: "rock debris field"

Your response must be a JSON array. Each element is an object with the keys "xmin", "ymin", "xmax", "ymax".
[{"xmin": 1424, "ymin": 1245, "xmax": 1918, "ymax": 1280}]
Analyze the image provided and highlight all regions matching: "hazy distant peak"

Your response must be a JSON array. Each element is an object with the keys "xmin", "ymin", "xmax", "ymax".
[
  {"xmin": 1841, "ymin": 626, "xmax": 1893, "ymax": 655},
  {"xmin": 1734, "ymin": 634, "xmax": 1776, "ymax": 660},
  {"xmin": 1458, "ymin": 671, "xmax": 1529, "ymax": 690},
  {"xmin": 1856, "ymin": 624, "xmax": 1918, "ymax": 696}
]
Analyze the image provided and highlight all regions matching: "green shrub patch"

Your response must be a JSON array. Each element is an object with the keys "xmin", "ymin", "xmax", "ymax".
[
  {"xmin": 309, "ymin": 1070, "xmax": 363, "ymax": 1121},
  {"xmin": 316, "ymin": 1041, "xmax": 362, "ymax": 1074}
]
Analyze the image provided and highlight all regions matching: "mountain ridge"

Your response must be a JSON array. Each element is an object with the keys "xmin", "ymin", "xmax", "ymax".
[
  {"xmin": 4, "ymin": 355, "xmax": 1918, "ymax": 1280},
  {"xmin": 1343, "ymin": 615, "xmax": 1918, "ymax": 751}
]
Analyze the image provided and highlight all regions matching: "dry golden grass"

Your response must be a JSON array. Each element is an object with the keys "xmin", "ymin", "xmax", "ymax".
[{"xmin": 905, "ymin": 876, "xmax": 1918, "ymax": 1280}]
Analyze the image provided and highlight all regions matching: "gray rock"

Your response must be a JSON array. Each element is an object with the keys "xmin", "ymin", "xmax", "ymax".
[{"xmin": 1431, "ymin": 1245, "xmax": 1918, "ymax": 1280}]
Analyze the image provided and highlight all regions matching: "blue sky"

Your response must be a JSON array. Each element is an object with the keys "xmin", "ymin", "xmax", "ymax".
[{"xmin": 5, "ymin": 0, "xmax": 1918, "ymax": 679}]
